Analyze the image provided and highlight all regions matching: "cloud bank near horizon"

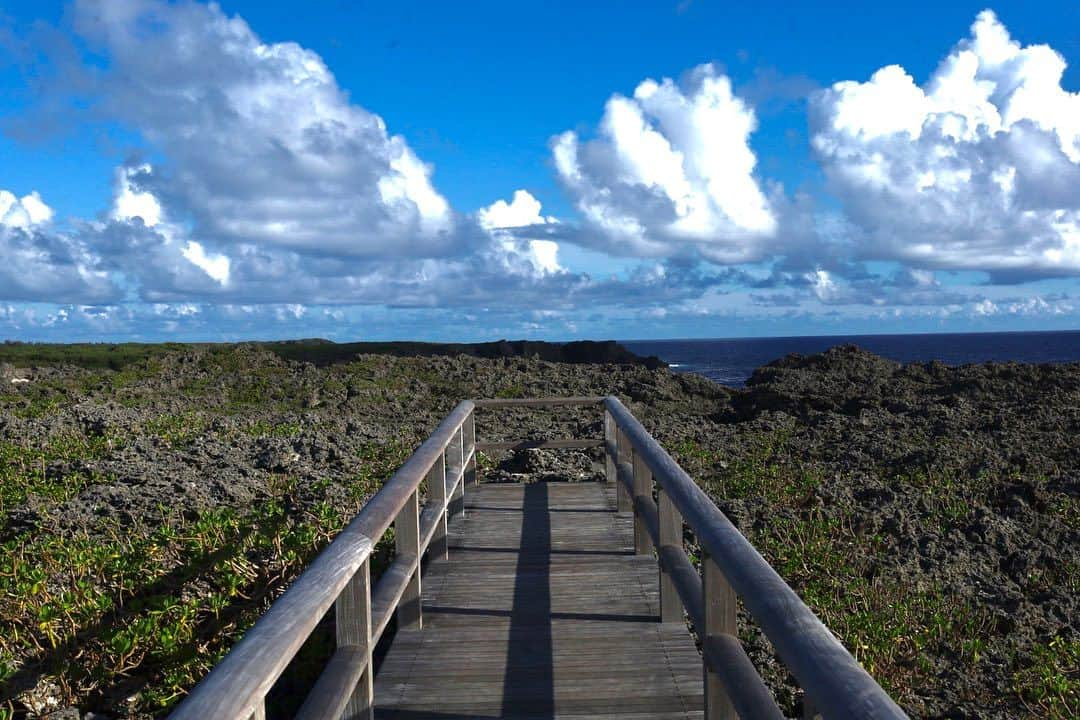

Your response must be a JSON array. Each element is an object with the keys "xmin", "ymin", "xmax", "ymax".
[{"xmin": 0, "ymin": 2, "xmax": 1077, "ymax": 339}]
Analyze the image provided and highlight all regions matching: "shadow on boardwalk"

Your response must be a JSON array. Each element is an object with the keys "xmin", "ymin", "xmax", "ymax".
[{"xmin": 374, "ymin": 481, "xmax": 703, "ymax": 719}]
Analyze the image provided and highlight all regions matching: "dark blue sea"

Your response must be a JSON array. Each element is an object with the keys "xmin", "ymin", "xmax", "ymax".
[{"xmin": 622, "ymin": 330, "xmax": 1080, "ymax": 388}]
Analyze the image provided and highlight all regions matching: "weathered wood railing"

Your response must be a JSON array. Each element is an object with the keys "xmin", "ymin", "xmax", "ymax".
[
  {"xmin": 169, "ymin": 394, "xmax": 907, "ymax": 720},
  {"xmin": 169, "ymin": 400, "xmax": 476, "ymax": 720}
]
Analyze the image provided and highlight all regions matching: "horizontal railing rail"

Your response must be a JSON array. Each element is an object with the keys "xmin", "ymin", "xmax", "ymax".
[
  {"xmin": 169, "ymin": 400, "xmax": 477, "ymax": 720},
  {"xmin": 472, "ymin": 396, "xmax": 603, "ymax": 408},
  {"xmin": 472, "ymin": 396, "xmax": 604, "ymax": 454}
]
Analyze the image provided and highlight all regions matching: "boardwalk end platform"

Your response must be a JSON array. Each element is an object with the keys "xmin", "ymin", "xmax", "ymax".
[{"xmin": 169, "ymin": 397, "xmax": 908, "ymax": 720}]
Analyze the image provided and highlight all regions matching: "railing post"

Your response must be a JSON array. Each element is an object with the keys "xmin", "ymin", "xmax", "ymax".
[
  {"xmin": 615, "ymin": 426, "xmax": 632, "ymax": 513},
  {"xmin": 396, "ymin": 490, "xmax": 422, "ymax": 630},
  {"xmin": 465, "ymin": 411, "xmax": 477, "ymax": 486},
  {"xmin": 632, "ymin": 449, "xmax": 653, "ymax": 555},
  {"xmin": 703, "ymin": 555, "xmax": 737, "ymax": 720},
  {"xmin": 657, "ymin": 487, "xmax": 683, "ymax": 622},
  {"xmin": 449, "ymin": 424, "xmax": 466, "ymax": 518},
  {"xmin": 428, "ymin": 452, "xmax": 448, "ymax": 560},
  {"xmin": 604, "ymin": 408, "xmax": 616, "ymax": 485},
  {"xmin": 336, "ymin": 558, "xmax": 374, "ymax": 720}
]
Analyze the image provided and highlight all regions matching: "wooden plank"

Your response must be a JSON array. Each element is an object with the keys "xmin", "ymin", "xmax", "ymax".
[
  {"xmin": 631, "ymin": 490, "xmax": 660, "ymax": 552},
  {"xmin": 616, "ymin": 427, "xmax": 632, "ymax": 513},
  {"xmin": 465, "ymin": 444, "xmax": 477, "ymax": 489},
  {"xmin": 659, "ymin": 545, "xmax": 704, "ymax": 630},
  {"xmin": 464, "ymin": 410, "xmax": 477, "ymax": 486},
  {"xmin": 370, "ymin": 553, "xmax": 417, "ymax": 644},
  {"xmin": 475, "ymin": 438, "xmax": 603, "ymax": 451},
  {"xmin": 417, "ymin": 503, "xmax": 445, "ymax": 559},
  {"xmin": 448, "ymin": 430, "xmax": 466, "ymax": 519},
  {"xmin": 604, "ymin": 411, "xmax": 616, "ymax": 486},
  {"xmin": 424, "ymin": 453, "xmax": 447, "ymax": 560},
  {"xmin": 702, "ymin": 636, "xmax": 785, "ymax": 720}
]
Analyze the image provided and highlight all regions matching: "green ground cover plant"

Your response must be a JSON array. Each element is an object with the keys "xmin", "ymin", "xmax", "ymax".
[
  {"xmin": 672, "ymin": 429, "xmax": 1078, "ymax": 719},
  {"xmin": 0, "ymin": 347, "xmax": 418, "ymax": 717},
  {"xmin": 0, "ymin": 436, "xmax": 408, "ymax": 717}
]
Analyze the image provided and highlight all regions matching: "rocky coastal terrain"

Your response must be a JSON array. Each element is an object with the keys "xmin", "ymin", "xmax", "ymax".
[{"xmin": 0, "ymin": 342, "xmax": 1076, "ymax": 719}]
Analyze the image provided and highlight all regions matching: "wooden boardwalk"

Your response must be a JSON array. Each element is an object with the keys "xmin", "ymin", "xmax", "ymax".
[
  {"xmin": 170, "ymin": 399, "xmax": 905, "ymax": 720},
  {"xmin": 373, "ymin": 481, "xmax": 705, "ymax": 719}
]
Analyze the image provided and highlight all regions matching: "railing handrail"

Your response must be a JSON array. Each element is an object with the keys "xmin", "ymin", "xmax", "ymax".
[
  {"xmin": 472, "ymin": 396, "xmax": 603, "ymax": 408},
  {"xmin": 169, "ymin": 400, "xmax": 475, "ymax": 720},
  {"xmin": 603, "ymin": 395, "xmax": 907, "ymax": 720}
]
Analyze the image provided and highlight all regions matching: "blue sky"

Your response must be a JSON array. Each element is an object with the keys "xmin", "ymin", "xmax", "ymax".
[{"xmin": 0, "ymin": 0, "xmax": 1078, "ymax": 342}]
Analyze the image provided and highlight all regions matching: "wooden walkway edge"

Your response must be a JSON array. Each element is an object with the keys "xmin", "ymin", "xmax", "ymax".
[{"xmin": 373, "ymin": 482, "xmax": 704, "ymax": 719}]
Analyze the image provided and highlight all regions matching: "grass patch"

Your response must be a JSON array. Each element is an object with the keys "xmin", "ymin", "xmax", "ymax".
[
  {"xmin": 244, "ymin": 420, "xmax": 305, "ymax": 438},
  {"xmin": 0, "ymin": 433, "xmax": 122, "ymax": 531},
  {"xmin": 494, "ymin": 384, "xmax": 525, "ymax": 399},
  {"xmin": 895, "ymin": 466, "xmax": 995, "ymax": 528},
  {"xmin": 144, "ymin": 413, "xmax": 208, "ymax": 448},
  {"xmin": 1014, "ymin": 636, "xmax": 1079, "ymax": 718},
  {"xmin": 675, "ymin": 428, "xmax": 820, "ymax": 505},
  {"xmin": 0, "ymin": 342, "xmax": 189, "ymax": 371},
  {"xmin": 749, "ymin": 511, "xmax": 997, "ymax": 700},
  {"xmin": 677, "ymin": 428, "xmax": 1077, "ymax": 719}
]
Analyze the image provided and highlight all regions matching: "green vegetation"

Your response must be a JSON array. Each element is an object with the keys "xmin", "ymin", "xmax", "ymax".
[
  {"xmin": 494, "ymin": 384, "xmax": 525, "ymax": 399},
  {"xmin": 0, "ymin": 344, "xmax": 418, "ymax": 716},
  {"xmin": 672, "ymin": 429, "xmax": 1077, "ymax": 720},
  {"xmin": 144, "ymin": 413, "xmax": 208, "ymax": 448},
  {"xmin": 0, "ymin": 342, "xmax": 188, "ymax": 371},
  {"xmin": 1, "ymin": 341, "xmax": 1072, "ymax": 719},
  {"xmin": 750, "ymin": 511, "xmax": 998, "ymax": 699},
  {"xmin": 1014, "ymin": 637, "xmax": 1078, "ymax": 717},
  {"xmin": 674, "ymin": 427, "xmax": 820, "ymax": 505},
  {"xmin": 894, "ymin": 466, "xmax": 996, "ymax": 528},
  {"xmin": 0, "ymin": 434, "xmax": 122, "ymax": 528},
  {"xmin": 244, "ymin": 419, "xmax": 305, "ymax": 438},
  {"xmin": 0, "ymin": 439, "xmax": 409, "ymax": 717}
]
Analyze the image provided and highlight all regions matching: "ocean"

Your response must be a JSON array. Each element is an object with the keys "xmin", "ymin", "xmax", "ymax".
[{"xmin": 622, "ymin": 329, "xmax": 1080, "ymax": 388}]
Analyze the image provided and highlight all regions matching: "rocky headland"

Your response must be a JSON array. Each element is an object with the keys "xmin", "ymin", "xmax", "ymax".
[{"xmin": 0, "ymin": 342, "xmax": 1075, "ymax": 718}]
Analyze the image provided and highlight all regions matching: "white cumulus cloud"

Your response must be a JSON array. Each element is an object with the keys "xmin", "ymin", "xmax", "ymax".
[
  {"xmin": 0, "ymin": 190, "xmax": 54, "ymax": 227},
  {"xmin": 553, "ymin": 64, "xmax": 777, "ymax": 262},
  {"xmin": 0, "ymin": 189, "xmax": 118, "ymax": 303},
  {"xmin": 106, "ymin": 165, "xmax": 231, "ymax": 287},
  {"xmin": 811, "ymin": 10, "xmax": 1080, "ymax": 278},
  {"xmin": 478, "ymin": 190, "xmax": 563, "ymax": 276},
  {"xmin": 71, "ymin": 0, "xmax": 454, "ymax": 259},
  {"xmin": 111, "ymin": 165, "xmax": 163, "ymax": 227}
]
